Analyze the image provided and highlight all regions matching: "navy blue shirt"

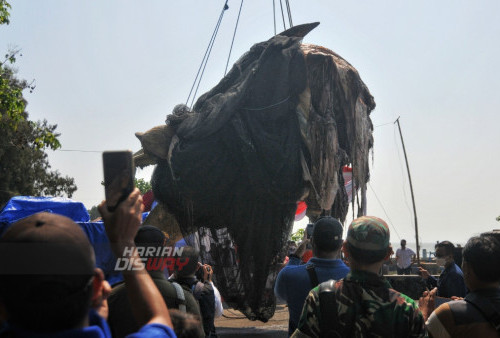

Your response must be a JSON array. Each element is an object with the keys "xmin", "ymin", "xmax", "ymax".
[
  {"xmin": 428, "ymin": 263, "xmax": 467, "ymax": 298},
  {"xmin": 274, "ymin": 256, "xmax": 349, "ymax": 335}
]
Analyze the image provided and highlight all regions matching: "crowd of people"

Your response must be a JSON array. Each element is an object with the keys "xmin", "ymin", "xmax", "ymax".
[
  {"xmin": 276, "ymin": 216, "xmax": 500, "ymax": 337},
  {"xmin": 0, "ymin": 188, "xmax": 499, "ymax": 337},
  {"xmin": 0, "ymin": 189, "xmax": 219, "ymax": 337}
]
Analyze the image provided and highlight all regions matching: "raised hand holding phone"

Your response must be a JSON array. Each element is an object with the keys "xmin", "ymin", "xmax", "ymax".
[
  {"xmin": 98, "ymin": 189, "xmax": 173, "ymax": 329},
  {"xmin": 99, "ymin": 188, "xmax": 144, "ymax": 255},
  {"xmin": 99, "ymin": 154, "xmax": 173, "ymax": 329},
  {"xmin": 203, "ymin": 264, "xmax": 213, "ymax": 282}
]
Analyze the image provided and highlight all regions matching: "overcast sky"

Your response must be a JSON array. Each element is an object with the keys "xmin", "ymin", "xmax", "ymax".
[{"xmin": 3, "ymin": 0, "xmax": 499, "ymax": 245}]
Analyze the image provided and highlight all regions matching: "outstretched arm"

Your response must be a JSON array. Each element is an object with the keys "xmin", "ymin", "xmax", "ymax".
[
  {"xmin": 418, "ymin": 287, "xmax": 437, "ymax": 321},
  {"xmin": 99, "ymin": 188, "xmax": 173, "ymax": 329}
]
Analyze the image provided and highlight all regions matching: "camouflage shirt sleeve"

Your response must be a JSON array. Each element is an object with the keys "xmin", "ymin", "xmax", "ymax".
[
  {"xmin": 398, "ymin": 292, "xmax": 428, "ymax": 337},
  {"xmin": 291, "ymin": 287, "xmax": 321, "ymax": 338}
]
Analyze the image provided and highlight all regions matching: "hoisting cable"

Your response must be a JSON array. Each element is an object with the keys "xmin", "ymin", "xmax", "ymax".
[
  {"xmin": 285, "ymin": 0, "xmax": 293, "ymax": 27},
  {"xmin": 272, "ymin": 0, "xmax": 276, "ymax": 35},
  {"xmin": 278, "ymin": 0, "xmax": 287, "ymax": 30},
  {"xmin": 186, "ymin": 0, "xmax": 229, "ymax": 107},
  {"xmin": 189, "ymin": 1, "xmax": 228, "ymax": 108},
  {"xmin": 224, "ymin": 0, "xmax": 244, "ymax": 76}
]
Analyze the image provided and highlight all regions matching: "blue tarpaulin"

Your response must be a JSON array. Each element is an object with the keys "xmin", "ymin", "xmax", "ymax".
[
  {"xmin": 78, "ymin": 221, "xmax": 123, "ymax": 285},
  {"xmin": 0, "ymin": 196, "xmax": 123, "ymax": 285},
  {"xmin": 0, "ymin": 196, "xmax": 90, "ymax": 229}
]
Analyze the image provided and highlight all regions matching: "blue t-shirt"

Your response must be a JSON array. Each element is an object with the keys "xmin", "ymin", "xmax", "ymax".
[
  {"xmin": 1, "ymin": 310, "xmax": 176, "ymax": 338},
  {"xmin": 274, "ymin": 256, "xmax": 350, "ymax": 335}
]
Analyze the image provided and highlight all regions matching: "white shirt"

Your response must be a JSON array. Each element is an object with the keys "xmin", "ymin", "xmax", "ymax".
[
  {"xmin": 395, "ymin": 247, "xmax": 415, "ymax": 269},
  {"xmin": 211, "ymin": 281, "xmax": 224, "ymax": 318}
]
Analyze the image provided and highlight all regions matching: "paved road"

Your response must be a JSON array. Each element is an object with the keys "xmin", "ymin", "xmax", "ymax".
[{"xmin": 215, "ymin": 304, "xmax": 288, "ymax": 337}]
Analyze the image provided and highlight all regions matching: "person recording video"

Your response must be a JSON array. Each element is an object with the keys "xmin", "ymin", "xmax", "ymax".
[
  {"xmin": 169, "ymin": 246, "xmax": 220, "ymax": 337},
  {"xmin": 0, "ymin": 188, "xmax": 176, "ymax": 337}
]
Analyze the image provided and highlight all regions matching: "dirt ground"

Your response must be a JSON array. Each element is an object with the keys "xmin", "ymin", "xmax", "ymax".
[{"xmin": 215, "ymin": 303, "xmax": 289, "ymax": 337}]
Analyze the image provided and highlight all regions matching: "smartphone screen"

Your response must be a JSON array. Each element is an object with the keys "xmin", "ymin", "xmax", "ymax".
[{"xmin": 103, "ymin": 151, "xmax": 135, "ymax": 212}]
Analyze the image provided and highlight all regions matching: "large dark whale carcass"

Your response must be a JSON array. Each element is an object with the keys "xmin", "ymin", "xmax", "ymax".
[{"xmin": 134, "ymin": 22, "xmax": 375, "ymax": 321}]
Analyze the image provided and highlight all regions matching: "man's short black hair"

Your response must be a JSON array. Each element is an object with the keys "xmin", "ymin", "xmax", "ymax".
[
  {"xmin": 345, "ymin": 242, "xmax": 388, "ymax": 265},
  {"xmin": 175, "ymin": 246, "xmax": 200, "ymax": 278},
  {"xmin": 435, "ymin": 241, "xmax": 455, "ymax": 256},
  {"xmin": 463, "ymin": 235, "xmax": 500, "ymax": 283},
  {"xmin": 312, "ymin": 217, "xmax": 343, "ymax": 252},
  {"xmin": 481, "ymin": 231, "xmax": 500, "ymax": 243},
  {"xmin": 134, "ymin": 225, "xmax": 167, "ymax": 258}
]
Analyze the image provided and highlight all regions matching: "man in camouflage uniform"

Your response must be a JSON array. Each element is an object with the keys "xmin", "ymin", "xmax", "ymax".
[{"xmin": 292, "ymin": 216, "xmax": 426, "ymax": 337}]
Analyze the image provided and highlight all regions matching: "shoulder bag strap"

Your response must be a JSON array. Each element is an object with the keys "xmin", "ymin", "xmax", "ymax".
[{"xmin": 306, "ymin": 263, "xmax": 320, "ymax": 288}]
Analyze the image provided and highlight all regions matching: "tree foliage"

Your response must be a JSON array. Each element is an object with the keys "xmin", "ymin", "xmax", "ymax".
[
  {"xmin": 0, "ymin": 5, "xmax": 76, "ymax": 207},
  {"xmin": 0, "ymin": 0, "xmax": 10, "ymax": 25},
  {"xmin": 134, "ymin": 178, "xmax": 152, "ymax": 195},
  {"xmin": 290, "ymin": 228, "xmax": 305, "ymax": 243},
  {"xmin": 88, "ymin": 205, "xmax": 100, "ymax": 221},
  {"xmin": 0, "ymin": 66, "xmax": 77, "ymax": 205}
]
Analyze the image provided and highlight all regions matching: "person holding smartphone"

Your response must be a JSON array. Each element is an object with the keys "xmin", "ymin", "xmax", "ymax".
[
  {"xmin": 170, "ymin": 247, "xmax": 219, "ymax": 337},
  {"xmin": 0, "ymin": 189, "xmax": 176, "ymax": 337},
  {"xmin": 98, "ymin": 189, "xmax": 176, "ymax": 336}
]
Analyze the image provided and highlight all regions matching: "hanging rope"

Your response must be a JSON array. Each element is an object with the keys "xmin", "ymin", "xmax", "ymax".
[
  {"xmin": 272, "ymin": 0, "xmax": 276, "ymax": 35},
  {"xmin": 241, "ymin": 95, "xmax": 289, "ymax": 111},
  {"xmin": 278, "ymin": 0, "xmax": 287, "ymax": 30},
  {"xmin": 186, "ymin": 0, "xmax": 229, "ymax": 107},
  {"xmin": 224, "ymin": 0, "xmax": 244, "ymax": 76},
  {"xmin": 285, "ymin": 0, "xmax": 293, "ymax": 27}
]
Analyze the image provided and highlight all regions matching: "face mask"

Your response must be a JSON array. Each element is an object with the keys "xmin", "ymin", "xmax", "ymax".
[{"xmin": 436, "ymin": 258, "xmax": 446, "ymax": 267}]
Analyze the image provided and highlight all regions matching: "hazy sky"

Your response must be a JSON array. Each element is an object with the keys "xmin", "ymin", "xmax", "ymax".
[{"xmin": 2, "ymin": 1, "xmax": 499, "ymax": 245}]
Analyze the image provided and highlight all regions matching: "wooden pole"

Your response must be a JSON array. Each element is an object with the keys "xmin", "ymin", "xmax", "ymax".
[{"xmin": 394, "ymin": 117, "xmax": 420, "ymax": 264}]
